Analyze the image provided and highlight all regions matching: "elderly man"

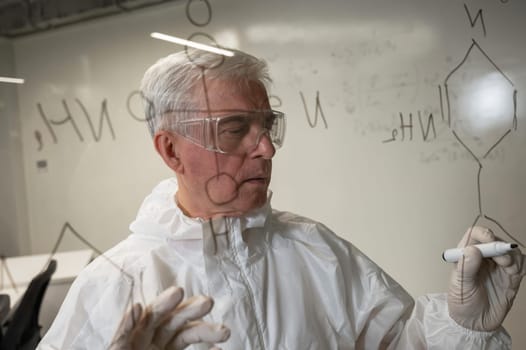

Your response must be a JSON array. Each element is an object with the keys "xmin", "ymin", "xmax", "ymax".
[{"xmin": 39, "ymin": 49, "xmax": 525, "ymax": 349}]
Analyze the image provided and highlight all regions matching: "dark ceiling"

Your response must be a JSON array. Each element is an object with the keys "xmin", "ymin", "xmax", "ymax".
[{"xmin": 0, "ymin": 0, "xmax": 179, "ymax": 38}]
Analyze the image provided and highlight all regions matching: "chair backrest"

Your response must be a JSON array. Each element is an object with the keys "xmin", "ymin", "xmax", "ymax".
[
  {"xmin": 0, "ymin": 294, "xmax": 10, "ymax": 346},
  {"xmin": 0, "ymin": 294, "xmax": 9, "ymax": 322},
  {"xmin": 1, "ymin": 259, "xmax": 57, "ymax": 350}
]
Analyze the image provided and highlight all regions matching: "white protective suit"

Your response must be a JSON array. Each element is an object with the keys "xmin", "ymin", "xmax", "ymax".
[{"xmin": 39, "ymin": 178, "xmax": 512, "ymax": 349}]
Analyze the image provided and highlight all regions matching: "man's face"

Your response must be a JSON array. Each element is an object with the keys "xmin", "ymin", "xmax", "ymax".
[{"xmin": 173, "ymin": 79, "xmax": 275, "ymax": 218}]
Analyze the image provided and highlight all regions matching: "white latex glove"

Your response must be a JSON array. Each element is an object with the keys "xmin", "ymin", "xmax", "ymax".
[
  {"xmin": 109, "ymin": 286, "xmax": 230, "ymax": 350},
  {"xmin": 448, "ymin": 226, "xmax": 526, "ymax": 331}
]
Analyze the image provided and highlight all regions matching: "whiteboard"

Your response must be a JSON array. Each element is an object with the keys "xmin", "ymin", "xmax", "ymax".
[{"xmin": 10, "ymin": 0, "xmax": 526, "ymax": 346}]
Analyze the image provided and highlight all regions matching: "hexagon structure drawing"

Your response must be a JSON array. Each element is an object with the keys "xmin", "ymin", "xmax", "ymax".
[
  {"xmin": 443, "ymin": 39, "xmax": 517, "ymax": 159},
  {"xmin": 439, "ymin": 39, "xmax": 524, "ymax": 248}
]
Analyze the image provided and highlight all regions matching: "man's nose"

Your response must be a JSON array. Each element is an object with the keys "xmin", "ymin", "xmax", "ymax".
[{"xmin": 250, "ymin": 129, "xmax": 276, "ymax": 159}]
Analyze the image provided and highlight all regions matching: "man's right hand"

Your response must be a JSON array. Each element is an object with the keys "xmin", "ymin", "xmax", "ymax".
[{"xmin": 109, "ymin": 286, "xmax": 230, "ymax": 350}]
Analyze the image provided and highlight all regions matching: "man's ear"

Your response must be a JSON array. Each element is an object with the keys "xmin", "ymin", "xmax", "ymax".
[{"xmin": 154, "ymin": 131, "xmax": 183, "ymax": 173}]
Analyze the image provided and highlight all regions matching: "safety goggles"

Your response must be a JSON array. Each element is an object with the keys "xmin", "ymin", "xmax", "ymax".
[{"xmin": 169, "ymin": 109, "xmax": 286, "ymax": 155}]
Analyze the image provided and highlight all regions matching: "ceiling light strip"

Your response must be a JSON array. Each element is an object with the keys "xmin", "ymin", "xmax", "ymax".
[
  {"xmin": 150, "ymin": 32, "xmax": 234, "ymax": 57},
  {"xmin": 0, "ymin": 77, "xmax": 25, "ymax": 84}
]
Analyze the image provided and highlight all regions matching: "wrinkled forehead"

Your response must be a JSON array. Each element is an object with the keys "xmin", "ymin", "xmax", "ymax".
[{"xmin": 191, "ymin": 78, "xmax": 270, "ymax": 114}]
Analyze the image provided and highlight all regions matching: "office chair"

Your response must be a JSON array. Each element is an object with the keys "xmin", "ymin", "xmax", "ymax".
[{"xmin": 0, "ymin": 259, "xmax": 57, "ymax": 350}]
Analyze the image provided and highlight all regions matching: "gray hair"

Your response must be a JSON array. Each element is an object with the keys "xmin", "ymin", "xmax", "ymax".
[{"xmin": 140, "ymin": 48, "xmax": 272, "ymax": 136}]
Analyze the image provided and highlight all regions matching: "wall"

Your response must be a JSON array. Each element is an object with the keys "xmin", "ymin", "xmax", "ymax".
[{"xmin": 0, "ymin": 38, "xmax": 29, "ymax": 256}]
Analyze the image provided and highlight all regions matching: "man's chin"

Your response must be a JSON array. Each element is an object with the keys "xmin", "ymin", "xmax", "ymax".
[
  {"xmin": 248, "ymin": 193, "xmax": 268, "ymax": 210},
  {"xmin": 231, "ymin": 190, "xmax": 266, "ymax": 212}
]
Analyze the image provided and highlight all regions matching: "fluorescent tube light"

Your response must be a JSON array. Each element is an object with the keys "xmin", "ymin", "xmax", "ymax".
[
  {"xmin": 0, "ymin": 77, "xmax": 25, "ymax": 84},
  {"xmin": 150, "ymin": 32, "xmax": 234, "ymax": 57}
]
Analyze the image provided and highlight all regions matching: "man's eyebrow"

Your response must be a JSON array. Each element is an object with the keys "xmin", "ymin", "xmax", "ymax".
[
  {"xmin": 218, "ymin": 115, "xmax": 252, "ymax": 124},
  {"xmin": 166, "ymin": 108, "xmax": 268, "ymax": 114}
]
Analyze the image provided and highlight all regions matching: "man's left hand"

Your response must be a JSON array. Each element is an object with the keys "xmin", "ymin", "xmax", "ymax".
[{"xmin": 448, "ymin": 226, "xmax": 526, "ymax": 331}]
